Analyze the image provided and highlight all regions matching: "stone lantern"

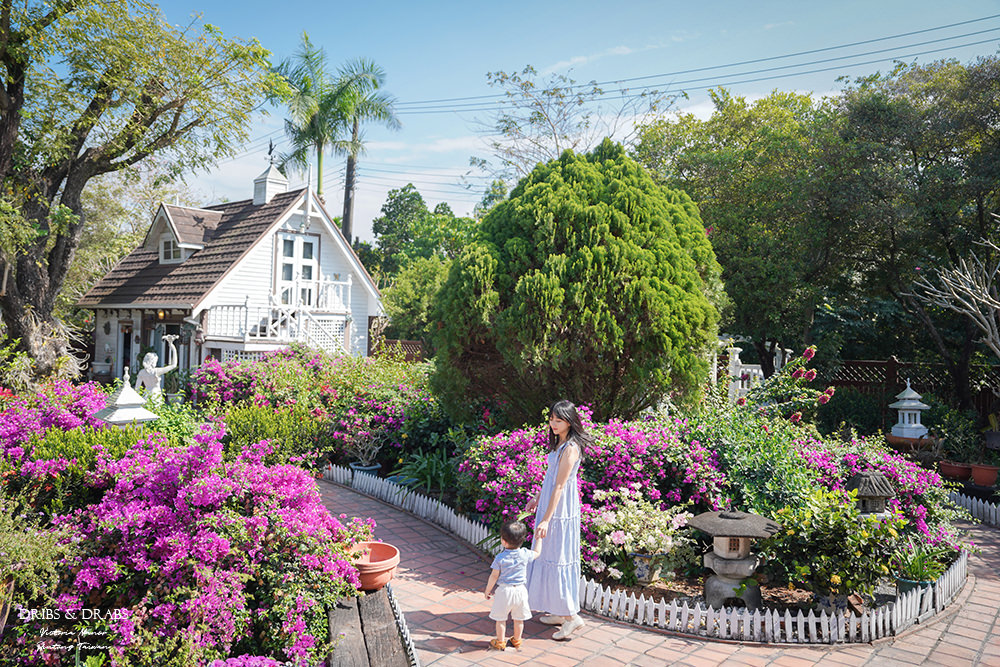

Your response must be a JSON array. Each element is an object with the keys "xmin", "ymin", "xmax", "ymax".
[
  {"xmin": 93, "ymin": 367, "xmax": 160, "ymax": 427},
  {"xmin": 687, "ymin": 510, "xmax": 781, "ymax": 611},
  {"xmin": 889, "ymin": 379, "xmax": 929, "ymax": 439},
  {"xmin": 845, "ymin": 470, "xmax": 894, "ymax": 516}
]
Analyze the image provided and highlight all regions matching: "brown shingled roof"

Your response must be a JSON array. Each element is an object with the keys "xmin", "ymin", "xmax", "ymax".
[
  {"xmin": 77, "ymin": 190, "xmax": 304, "ymax": 308},
  {"xmin": 165, "ymin": 205, "xmax": 223, "ymax": 246}
]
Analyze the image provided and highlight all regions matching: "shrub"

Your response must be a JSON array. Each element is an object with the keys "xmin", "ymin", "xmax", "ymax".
[
  {"xmin": 222, "ymin": 403, "xmax": 325, "ymax": 466},
  {"xmin": 759, "ymin": 488, "xmax": 904, "ymax": 597},
  {"xmin": 432, "ymin": 139, "xmax": 722, "ymax": 423},
  {"xmin": 23, "ymin": 427, "xmax": 374, "ymax": 667},
  {"xmin": 0, "ymin": 490, "xmax": 75, "ymax": 610},
  {"xmin": 0, "ymin": 379, "xmax": 107, "ymax": 461}
]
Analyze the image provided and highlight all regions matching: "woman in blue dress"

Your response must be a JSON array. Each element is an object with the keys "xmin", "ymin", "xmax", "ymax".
[{"xmin": 525, "ymin": 399, "xmax": 591, "ymax": 640}]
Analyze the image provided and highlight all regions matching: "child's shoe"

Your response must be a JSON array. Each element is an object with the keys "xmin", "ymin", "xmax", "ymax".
[
  {"xmin": 489, "ymin": 638, "xmax": 507, "ymax": 651},
  {"xmin": 509, "ymin": 638, "xmax": 523, "ymax": 649}
]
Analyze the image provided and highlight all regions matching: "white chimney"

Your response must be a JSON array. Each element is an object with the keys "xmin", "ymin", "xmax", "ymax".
[{"xmin": 253, "ymin": 164, "xmax": 287, "ymax": 205}]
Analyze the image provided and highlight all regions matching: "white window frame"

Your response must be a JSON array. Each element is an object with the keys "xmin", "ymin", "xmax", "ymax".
[{"xmin": 160, "ymin": 234, "xmax": 182, "ymax": 264}]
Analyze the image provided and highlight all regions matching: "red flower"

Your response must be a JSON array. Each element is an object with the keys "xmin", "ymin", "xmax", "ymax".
[
  {"xmin": 790, "ymin": 412, "xmax": 802, "ymax": 424},
  {"xmin": 736, "ymin": 397, "xmax": 747, "ymax": 406}
]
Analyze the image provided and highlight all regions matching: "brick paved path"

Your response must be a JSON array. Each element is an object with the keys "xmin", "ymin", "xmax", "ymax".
[{"xmin": 319, "ymin": 480, "xmax": 1000, "ymax": 666}]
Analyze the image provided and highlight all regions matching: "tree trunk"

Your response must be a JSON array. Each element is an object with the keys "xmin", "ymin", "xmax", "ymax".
[
  {"xmin": 341, "ymin": 118, "xmax": 360, "ymax": 242},
  {"xmin": 754, "ymin": 339, "xmax": 777, "ymax": 378}
]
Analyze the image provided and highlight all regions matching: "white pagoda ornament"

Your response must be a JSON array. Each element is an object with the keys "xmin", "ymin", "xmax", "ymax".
[
  {"xmin": 889, "ymin": 379, "xmax": 929, "ymax": 439},
  {"xmin": 93, "ymin": 367, "xmax": 160, "ymax": 427}
]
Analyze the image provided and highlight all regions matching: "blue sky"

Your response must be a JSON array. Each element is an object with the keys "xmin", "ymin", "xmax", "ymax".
[{"xmin": 155, "ymin": 0, "xmax": 1000, "ymax": 243}]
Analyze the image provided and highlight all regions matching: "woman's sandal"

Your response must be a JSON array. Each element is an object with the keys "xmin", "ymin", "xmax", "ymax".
[
  {"xmin": 489, "ymin": 638, "xmax": 507, "ymax": 651},
  {"xmin": 538, "ymin": 615, "xmax": 564, "ymax": 625},
  {"xmin": 552, "ymin": 615, "xmax": 585, "ymax": 640}
]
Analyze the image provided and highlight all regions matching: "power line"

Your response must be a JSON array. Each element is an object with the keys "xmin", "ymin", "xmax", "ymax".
[
  {"xmin": 394, "ymin": 13, "xmax": 1000, "ymax": 107},
  {"xmin": 396, "ymin": 32, "xmax": 1000, "ymax": 114},
  {"xmin": 395, "ymin": 36, "xmax": 1000, "ymax": 115}
]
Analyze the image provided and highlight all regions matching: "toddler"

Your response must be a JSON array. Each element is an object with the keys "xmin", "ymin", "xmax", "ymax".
[{"xmin": 483, "ymin": 520, "xmax": 541, "ymax": 650}]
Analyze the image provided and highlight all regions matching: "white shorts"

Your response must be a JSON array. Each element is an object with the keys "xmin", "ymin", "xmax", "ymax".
[{"xmin": 489, "ymin": 584, "xmax": 531, "ymax": 621}]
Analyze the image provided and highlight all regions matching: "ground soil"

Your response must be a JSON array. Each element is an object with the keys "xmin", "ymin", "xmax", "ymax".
[{"xmin": 589, "ymin": 572, "xmax": 817, "ymax": 612}]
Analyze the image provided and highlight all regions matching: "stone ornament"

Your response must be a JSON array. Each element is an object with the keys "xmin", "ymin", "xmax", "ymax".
[{"xmin": 688, "ymin": 510, "xmax": 782, "ymax": 611}]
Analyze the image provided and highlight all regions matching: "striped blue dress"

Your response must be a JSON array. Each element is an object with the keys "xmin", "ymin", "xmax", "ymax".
[{"xmin": 526, "ymin": 439, "xmax": 581, "ymax": 616}]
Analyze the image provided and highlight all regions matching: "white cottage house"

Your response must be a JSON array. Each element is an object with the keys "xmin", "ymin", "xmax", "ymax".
[{"xmin": 78, "ymin": 166, "xmax": 383, "ymax": 381}]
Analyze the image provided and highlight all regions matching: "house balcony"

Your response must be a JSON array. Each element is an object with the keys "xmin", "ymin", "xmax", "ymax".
[{"xmin": 203, "ymin": 277, "xmax": 353, "ymax": 354}]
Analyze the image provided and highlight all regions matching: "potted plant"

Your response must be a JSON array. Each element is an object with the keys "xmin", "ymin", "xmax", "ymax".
[
  {"xmin": 346, "ymin": 431, "xmax": 385, "ymax": 476},
  {"xmin": 970, "ymin": 448, "xmax": 1000, "ymax": 488},
  {"xmin": 891, "ymin": 539, "xmax": 952, "ymax": 595},
  {"xmin": 927, "ymin": 402, "xmax": 979, "ymax": 480},
  {"xmin": 588, "ymin": 485, "xmax": 694, "ymax": 585},
  {"xmin": 162, "ymin": 368, "xmax": 189, "ymax": 404}
]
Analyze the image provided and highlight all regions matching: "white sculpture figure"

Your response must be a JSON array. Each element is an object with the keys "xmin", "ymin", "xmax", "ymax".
[{"xmin": 135, "ymin": 335, "xmax": 178, "ymax": 402}]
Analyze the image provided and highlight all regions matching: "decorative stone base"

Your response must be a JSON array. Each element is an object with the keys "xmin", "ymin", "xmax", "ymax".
[{"xmin": 705, "ymin": 574, "xmax": 762, "ymax": 611}]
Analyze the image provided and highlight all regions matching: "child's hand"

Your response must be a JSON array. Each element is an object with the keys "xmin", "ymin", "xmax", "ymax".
[{"xmin": 484, "ymin": 590, "xmax": 493, "ymax": 600}]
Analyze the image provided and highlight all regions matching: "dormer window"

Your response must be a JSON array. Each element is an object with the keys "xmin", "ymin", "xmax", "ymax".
[{"xmin": 160, "ymin": 234, "xmax": 182, "ymax": 264}]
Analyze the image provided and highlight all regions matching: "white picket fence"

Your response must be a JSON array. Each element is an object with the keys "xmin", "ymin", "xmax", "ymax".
[
  {"xmin": 321, "ymin": 464, "xmax": 969, "ymax": 644},
  {"xmin": 949, "ymin": 491, "xmax": 1000, "ymax": 527}
]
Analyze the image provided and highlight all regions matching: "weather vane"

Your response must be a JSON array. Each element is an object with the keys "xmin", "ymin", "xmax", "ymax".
[{"xmin": 267, "ymin": 140, "xmax": 276, "ymax": 165}]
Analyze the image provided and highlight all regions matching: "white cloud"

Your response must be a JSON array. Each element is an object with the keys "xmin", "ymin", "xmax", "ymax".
[
  {"xmin": 541, "ymin": 45, "xmax": 641, "ymax": 75},
  {"xmin": 367, "ymin": 135, "xmax": 485, "ymax": 155},
  {"xmin": 764, "ymin": 21, "xmax": 795, "ymax": 31}
]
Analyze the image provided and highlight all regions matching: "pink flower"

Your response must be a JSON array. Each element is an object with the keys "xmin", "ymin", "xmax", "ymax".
[
  {"xmin": 610, "ymin": 530, "xmax": 627, "ymax": 546},
  {"xmin": 790, "ymin": 412, "xmax": 802, "ymax": 424},
  {"xmin": 803, "ymin": 346, "xmax": 816, "ymax": 361},
  {"xmin": 792, "ymin": 368, "xmax": 805, "ymax": 379},
  {"xmin": 736, "ymin": 397, "xmax": 747, "ymax": 406},
  {"xmin": 817, "ymin": 394, "xmax": 830, "ymax": 405},
  {"xmin": 804, "ymin": 369, "xmax": 817, "ymax": 382}
]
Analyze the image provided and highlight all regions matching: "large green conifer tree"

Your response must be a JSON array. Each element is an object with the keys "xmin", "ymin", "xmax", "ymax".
[{"xmin": 432, "ymin": 139, "xmax": 722, "ymax": 422}]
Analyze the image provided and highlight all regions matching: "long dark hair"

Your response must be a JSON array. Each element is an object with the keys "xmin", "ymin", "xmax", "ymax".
[{"xmin": 548, "ymin": 399, "xmax": 593, "ymax": 454}]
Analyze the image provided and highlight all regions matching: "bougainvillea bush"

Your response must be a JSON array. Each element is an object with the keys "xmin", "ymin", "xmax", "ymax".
[
  {"xmin": 191, "ymin": 344, "xmax": 451, "ymax": 468},
  {"xmin": 0, "ymin": 379, "xmax": 107, "ymax": 460},
  {"xmin": 456, "ymin": 407, "xmax": 730, "ymax": 578},
  {"xmin": 6, "ymin": 426, "xmax": 372, "ymax": 667}
]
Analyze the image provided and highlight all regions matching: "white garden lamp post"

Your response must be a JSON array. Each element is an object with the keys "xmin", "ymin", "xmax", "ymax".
[
  {"xmin": 889, "ymin": 379, "xmax": 930, "ymax": 439},
  {"xmin": 93, "ymin": 367, "xmax": 160, "ymax": 427}
]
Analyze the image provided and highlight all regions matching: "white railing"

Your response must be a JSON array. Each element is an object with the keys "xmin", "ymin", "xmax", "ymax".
[
  {"xmin": 205, "ymin": 297, "xmax": 347, "ymax": 355},
  {"xmin": 321, "ymin": 464, "xmax": 970, "ymax": 645},
  {"xmin": 279, "ymin": 276, "xmax": 352, "ymax": 312},
  {"xmin": 950, "ymin": 491, "xmax": 1000, "ymax": 527}
]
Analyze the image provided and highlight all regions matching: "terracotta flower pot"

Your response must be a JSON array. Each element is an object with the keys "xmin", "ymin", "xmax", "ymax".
[
  {"xmin": 938, "ymin": 460, "xmax": 972, "ymax": 481},
  {"xmin": 970, "ymin": 463, "xmax": 999, "ymax": 488},
  {"xmin": 352, "ymin": 541, "xmax": 400, "ymax": 591}
]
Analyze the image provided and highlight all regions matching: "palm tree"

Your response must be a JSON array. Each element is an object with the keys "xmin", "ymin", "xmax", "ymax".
[
  {"xmin": 335, "ymin": 58, "xmax": 401, "ymax": 242},
  {"xmin": 274, "ymin": 33, "xmax": 349, "ymax": 200}
]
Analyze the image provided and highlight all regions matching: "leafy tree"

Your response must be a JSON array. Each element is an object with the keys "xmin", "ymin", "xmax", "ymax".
[
  {"xmin": 381, "ymin": 254, "xmax": 450, "ymax": 350},
  {"xmin": 371, "ymin": 183, "xmax": 427, "ymax": 275},
  {"xmin": 633, "ymin": 90, "xmax": 854, "ymax": 376},
  {"xmin": 432, "ymin": 139, "xmax": 721, "ymax": 423},
  {"xmin": 0, "ymin": 0, "xmax": 283, "ymax": 379},
  {"xmin": 337, "ymin": 58, "xmax": 400, "ymax": 242},
  {"xmin": 473, "ymin": 65, "xmax": 674, "ymax": 183},
  {"xmin": 837, "ymin": 57, "xmax": 1000, "ymax": 408},
  {"xmin": 274, "ymin": 32, "xmax": 348, "ymax": 200}
]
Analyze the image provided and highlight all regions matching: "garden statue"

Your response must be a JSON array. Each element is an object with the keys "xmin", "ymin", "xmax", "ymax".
[{"xmin": 135, "ymin": 335, "xmax": 178, "ymax": 403}]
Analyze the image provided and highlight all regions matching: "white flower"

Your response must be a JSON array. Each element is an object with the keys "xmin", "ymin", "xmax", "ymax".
[
  {"xmin": 591, "ymin": 560, "xmax": 606, "ymax": 573},
  {"xmin": 608, "ymin": 567, "xmax": 623, "ymax": 580}
]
